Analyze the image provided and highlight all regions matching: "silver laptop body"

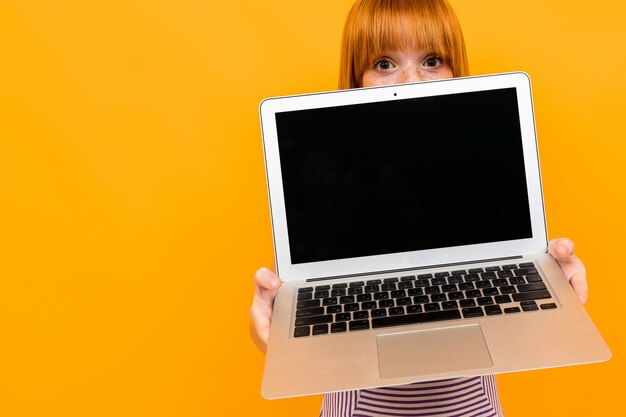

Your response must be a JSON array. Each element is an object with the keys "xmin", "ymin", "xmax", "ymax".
[{"xmin": 258, "ymin": 72, "xmax": 610, "ymax": 399}]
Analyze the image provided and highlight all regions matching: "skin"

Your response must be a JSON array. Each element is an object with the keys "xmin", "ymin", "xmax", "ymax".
[{"xmin": 250, "ymin": 47, "xmax": 589, "ymax": 353}]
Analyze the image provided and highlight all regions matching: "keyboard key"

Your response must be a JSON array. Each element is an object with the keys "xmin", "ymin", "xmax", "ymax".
[
  {"xmin": 481, "ymin": 271, "xmax": 497, "ymax": 279},
  {"xmin": 485, "ymin": 266, "xmax": 501, "ymax": 271},
  {"xmin": 459, "ymin": 299, "xmax": 476, "ymax": 308},
  {"xmin": 372, "ymin": 309, "xmax": 461, "ymax": 328},
  {"xmin": 366, "ymin": 279, "xmax": 382, "ymax": 285},
  {"xmin": 514, "ymin": 267, "xmax": 538, "ymax": 276},
  {"xmin": 522, "ymin": 303, "xmax": 539, "ymax": 312},
  {"xmin": 448, "ymin": 291, "xmax": 464, "ymax": 300},
  {"xmin": 294, "ymin": 326, "xmax": 310, "ymax": 337},
  {"xmin": 407, "ymin": 288, "xmax": 424, "ymax": 296},
  {"xmin": 540, "ymin": 303, "xmax": 557, "ymax": 310},
  {"xmin": 353, "ymin": 311, "xmax": 369, "ymax": 319},
  {"xmin": 431, "ymin": 277, "xmax": 446, "ymax": 285},
  {"xmin": 498, "ymin": 270, "xmax": 513, "ymax": 278},
  {"xmin": 494, "ymin": 295, "xmax": 512, "ymax": 304},
  {"xmin": 339, "ymin": 295, "xmax": 355, "ymax": 304},
  {"xmin": 406, "ymin": 305, "xmax": 423, "ymax": 314},
  {"xmin": 326, "ymin": 305, "xmax": 342, "ymax": 314},
  {"xmin": 356, "ymin": 294, "xmax": 372, "ymax": 302},
  {"xmin": 298, "ymin": 287, "xmax": 313, "ymax": 293},
  {"xmin": 424, "ymin": 303, "xmax": 441, "ymax": 312},
  {"xmin": 296, "ymin": 307, "xmax": 325, "ymax": 318},
  {"xmin": 323, "ymin": 297, "xmax": 338, "ymax": 306},
  {"xmin": 348, "ymin": 287, "xmax": 363, "ymax": 295},
  {"xmin": 384, "ymin": 277, "xmax": 399, "ymax": 283},
  {"xmin": 396, "ymin": 297, "xmax": 412, "ymax": 306},
  {"xmin": 315, "ymin": 285, "xmax": 331, "ymax": 291},
  {"xmin": 312, "ymin": 324, "xmax": 329, "ymax": 335},
  {"xmin": 519, "ymin": 262, "xmax": 535, "ymax": 268},
  {"xmin": 465, "ymin": 289, "xmax": 482, "ymax": 298},
  {"xmin": 477, "ymin": 297, "xmax": 494, "ymax": 306},
  {"xmin": 414, "ymin": 280, "xmax": 428, "ymax": 287},
  {"xmin": 331, "ymin": 288, "xmax": 346, "ymax": 297},
  {"xmin": 398, "ymin": 281, "xmax": 413, "ymax": 290},
  {"xmin": 332, "ymin": 283, "xmax": 348, "ymax": 289},
  {"xmin": 459, "ymin": 282, "xmax": 475, "ymax": 290},
  {"xmin": 509, "ymin": 277, "xmax": 526, "ymax": 285},
  {"xmin": 526, "ymin": 274, "xmax": 543, "ymax": 283},
  {"xmin": 484, "ymin": 305, "xmax": 503, "ymax": 315},
  {"xmin": 434, "ymin": 272, "xmax": 450, "ymax": 277},
  {"xmin": 364, "ymin": 285, "xmax": 380, "ymax": 293},
  {"xmin": 331, "ymin": 322, "xmax": 347, "ymax": 333},
  {"xmin": 442, "ymin": 301, "xmax": 458, "ymax": 310},
  {"xmin": 389, "ymin": 307, "xmax": 405, "ymax": 316},
  {"xmin": 297, "ymin": 299, "xmax": 320, "ymax": 309},
  {"xmin": 425, "ymin": 286, "xmax": 441, "ymax": 294},
  {"xmin": 468, "ymin": 268, "xmax": 484, "ymax": 273},
  {"xmin": 379, "ymin": 299, "xmax": 394, "ymax": 308},
  {"xmin": 451, "ymin": 270, "xmax": 467, "ymax": 275},
  {"xmin": 417, "ymin": 273, "xmax": 433, "ymax": 279},
  {"xmin": 464, "ymin": 273, "xmax": 480, "ymax": 282},
  {"xmin": 475, "ymin": 280, "xmax": 492, "ymax": 289},
  {"xmin": 517, "ymin": 282, "xmax": 547, "ymax": 292},
  {"xmin": 499, "ymin": 285, "xmax": 517, "ymax": 294},
  {"xmin": 314, "ymin": 290, "xmax": 329, "ymax": 299},
  {"xmin": 297, "ymin": 292, "xmax": 313, "ymax": 301},
  {"xmin": 504, "ymin": 307, "xmax": 521, "ymax": 314},
  {"xmin": 462, "ymin": 307, "xmax": 484, "ymax": 318},
  {"xmin": 391, "ymin": 289, "xmax": 406, "ymax": 298},
  {"xmin": 381, "ymin": 283, "xmax": 397, "ymax": 291},
  {"xmin": 371, "ymin": 309, "xmax": 387, "ymax": 317},
  {"xmin": 361, "ymin": 301, "xmax": 377, "ymax": 310},
  {"xmin": 295, "ymin": 315, "xmax": 333, "ymax": 326},
  {"xmin": 482, "ymin": 288, "xmax": 499, "ymax": 296},
  {"xmin": 349, "ymin": 281, "xmax": 365, "ymax": 287},
  {"xmin": 448, "ymin": 276, "xmax": 463, "ymax": 284},
  {"xmin": 413, "ymin": 295, "xmax": 429, "ymax": 304},
  {"xmin": 349, "ymin": 320, "xmax": 370, "ymax": 331},
  {"xmin": 513, "ymin": 290, "xmax": 551, "ymax": 302},
  {"xmin": 492, "ymin": 279, "xmax": 508, "ymax": 286},
  {"xmin": 401, "ymin": 276, "xmax": 415, "ymax": 281},
  {"xmin": 431, "ymin": 293, "xmax": 447, "ymax": 302},
  {"xmin": 502, "ymin": 264, "xmax": 518, "ymax": 270},
  {"xmin": 374, "ymin": 292, "xmax": 389, "ymax": 300},
  {"xmin": 344, "ymin": 303, "xmax": 360, "ymax": 312},
  {"xmin": 335, "ymin": 313, "xmax": 351, "ymax": 321},
  {"xmin": 442, "ymin": 284, "xmax": 458, "ymax": 292}
]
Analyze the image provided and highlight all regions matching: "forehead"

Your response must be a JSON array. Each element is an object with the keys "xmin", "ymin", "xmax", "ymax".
[{"xmin": 366, "ymin": 14, "xmax": 448, "ymax": 58}]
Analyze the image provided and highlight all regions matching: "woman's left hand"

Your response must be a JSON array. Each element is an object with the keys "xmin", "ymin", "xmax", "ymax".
[{"xmin": 548, "ymin": 237, "xmax": 588, "ymax": 304}]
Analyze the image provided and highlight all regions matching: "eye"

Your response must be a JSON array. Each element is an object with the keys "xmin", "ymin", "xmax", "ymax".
[
  {"xmin": 374, "ymin": 58, "xmax": 395, "ymax": 70},
  {"xmin": 423, "ymin": 56, "xmax": 444, "ymax": 68}
]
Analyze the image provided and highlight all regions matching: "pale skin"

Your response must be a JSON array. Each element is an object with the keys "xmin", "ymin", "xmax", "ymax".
[{"xmin": 250, "ymin": 47, "xmax": 589, "ymax": 353}]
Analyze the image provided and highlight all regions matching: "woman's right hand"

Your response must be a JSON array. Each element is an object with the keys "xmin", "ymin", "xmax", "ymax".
[{"xmin": 250, "ymin": 267, "xmax": 282, "ymax": 353}]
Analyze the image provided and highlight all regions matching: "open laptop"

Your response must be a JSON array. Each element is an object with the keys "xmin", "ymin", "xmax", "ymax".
[{"xmin": 258, "ymin": 72, "xmax": 610, "ymax": 399}]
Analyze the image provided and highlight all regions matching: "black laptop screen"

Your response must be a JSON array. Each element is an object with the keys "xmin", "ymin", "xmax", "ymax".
[{"xmin": 275, "ymin": 87, "xmax": 532, "ymax": 264}]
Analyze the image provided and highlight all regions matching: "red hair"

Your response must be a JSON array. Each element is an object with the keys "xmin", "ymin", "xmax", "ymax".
[{"xmin": 339, "ymin": 0, "xmax": 469, "ymax": 89}]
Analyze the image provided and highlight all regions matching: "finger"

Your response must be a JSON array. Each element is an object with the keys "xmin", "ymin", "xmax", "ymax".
[
  {"xmin": 569, "ymin": 266, "xmax": 588, "ymax": 304},
  {"xmin": 548, "ymin": 237, "xmax": 575, "ymax": 262},
  {"xmin": 250, "ymin": 307, "xmax": 271, "ymax": 352},
  {"xmin": 254, "ymin": 267, "xmax": 281, "ymax": 291}
]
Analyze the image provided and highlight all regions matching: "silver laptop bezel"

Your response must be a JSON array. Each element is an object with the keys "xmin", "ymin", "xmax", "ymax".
[{"xmin": 260, "ymin": 72, "xmax": 547, "ymax": 282}]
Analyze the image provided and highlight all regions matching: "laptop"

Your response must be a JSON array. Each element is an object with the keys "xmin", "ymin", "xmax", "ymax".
[{"xmin": 258, "ymin": 72, "xmax": 610, "ymax": 399}]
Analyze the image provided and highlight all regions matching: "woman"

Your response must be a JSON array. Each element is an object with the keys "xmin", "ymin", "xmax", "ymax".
[{"xmin": 251, "ymin": 1, "xmax": 588, "ymax": 415}]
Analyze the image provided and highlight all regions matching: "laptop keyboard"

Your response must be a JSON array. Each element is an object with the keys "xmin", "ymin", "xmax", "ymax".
[{"xmin": 293, "ymin": 262, "xmax": 557, "ymax": 337}]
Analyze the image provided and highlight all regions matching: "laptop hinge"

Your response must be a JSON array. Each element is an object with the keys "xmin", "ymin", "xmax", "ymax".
[{"xmin": 305, "ymin": 255, "xmax": 524, "ymax": 283}]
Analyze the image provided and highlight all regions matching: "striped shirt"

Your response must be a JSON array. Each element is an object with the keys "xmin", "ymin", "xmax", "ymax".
[{"xmin": 320, "ymin": 375, "xmax": 503, "ymax": 417}]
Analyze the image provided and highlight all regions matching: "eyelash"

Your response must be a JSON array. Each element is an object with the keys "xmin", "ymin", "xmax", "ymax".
[{"xmin": 372, "ymin": 56, "xmax": 444, "ymax": 70}]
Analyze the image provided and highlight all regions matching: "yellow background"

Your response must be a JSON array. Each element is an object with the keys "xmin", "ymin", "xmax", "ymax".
[{"xmin": 1, "ymin": 0, "xmax": 624, "ymax": 415}]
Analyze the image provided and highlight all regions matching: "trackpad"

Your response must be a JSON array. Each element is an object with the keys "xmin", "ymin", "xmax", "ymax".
[{"xmin": 376, "ymin": 324, "xmax": 493, "ymax": 379}]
